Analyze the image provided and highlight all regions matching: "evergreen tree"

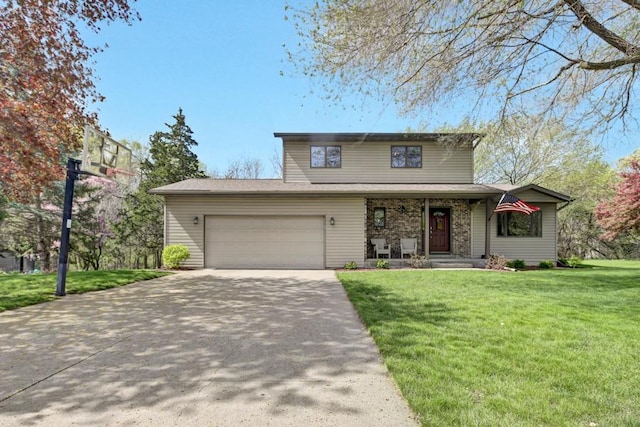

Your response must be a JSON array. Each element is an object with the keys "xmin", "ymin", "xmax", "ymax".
[
  {"xmin": 114, "ymin": 109, "xmax": 207, "ymax": 268},
  {"xmin": 142, "ymin": 108, "xmax": 207, "ymax": 189}
]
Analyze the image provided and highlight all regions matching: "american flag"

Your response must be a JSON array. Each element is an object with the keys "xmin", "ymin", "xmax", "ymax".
[{"xmin": 494, "ymin": 193, "xmax": 540, "ymax": 215}]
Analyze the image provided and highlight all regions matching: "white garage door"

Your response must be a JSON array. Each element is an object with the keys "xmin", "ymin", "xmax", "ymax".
[{"xmin": 205, "ymin": 216, "xmax": 325, "ymax": 269}]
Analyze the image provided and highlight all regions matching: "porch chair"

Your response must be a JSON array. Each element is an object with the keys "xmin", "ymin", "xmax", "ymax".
[
  {"xmin": 400, "ymin": 238, "xmax": 417, "ymax": 258},
  {"xmin": 370, "ymin": 238, "xmax": 391, "ymax": 259}
]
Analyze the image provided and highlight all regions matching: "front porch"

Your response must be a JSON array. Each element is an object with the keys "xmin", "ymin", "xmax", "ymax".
[{"xmin": 366, "ymin": 197, "xmax": 477, "ymax": 262}]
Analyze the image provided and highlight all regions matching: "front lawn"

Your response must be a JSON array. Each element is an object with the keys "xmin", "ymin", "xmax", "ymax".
[
  {"xmin": 0, "ymin": 270, "xmax": 171, "ymax": 312},
  {"xmin": 338, "ymin": 261, "xmax": 640, "ymax": 426}
]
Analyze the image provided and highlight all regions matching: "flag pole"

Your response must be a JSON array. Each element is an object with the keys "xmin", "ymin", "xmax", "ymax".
[{"xmin": 487, "ymin": 193, "xmax": 506, "ymax": 222}]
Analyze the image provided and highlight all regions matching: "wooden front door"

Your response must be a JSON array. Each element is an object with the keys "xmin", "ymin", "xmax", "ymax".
[{"xmin": 429, "ymin": 208, "xmax": 450, "ymax": 253}]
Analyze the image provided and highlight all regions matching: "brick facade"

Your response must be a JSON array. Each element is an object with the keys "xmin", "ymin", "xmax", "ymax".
[
  {"xmin": 366, "ymin": 198, "xmax": 472, "ymax": 258},
  {"xmin": 366, "ymin": 198, "xmax": 424, "ymax": 258}
]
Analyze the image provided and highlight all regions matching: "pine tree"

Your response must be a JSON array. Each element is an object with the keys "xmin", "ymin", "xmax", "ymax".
[
  {"xmin": 114, "ymin": 109, "xmax": 207, "ymax": 268},
  {"xmin": 142, "ymin": 108, "xmax": 207, "ymax": 189}
]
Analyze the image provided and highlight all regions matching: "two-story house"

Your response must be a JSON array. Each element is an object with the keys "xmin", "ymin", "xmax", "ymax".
[{"xmin": 150, "ymin": 133, "xmax": 571, "ymax": 269}]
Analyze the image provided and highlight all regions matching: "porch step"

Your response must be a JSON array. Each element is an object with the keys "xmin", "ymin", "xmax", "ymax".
[{"xmin": 431, "ymin": 262, "xmax": 475, "ymax": 269}]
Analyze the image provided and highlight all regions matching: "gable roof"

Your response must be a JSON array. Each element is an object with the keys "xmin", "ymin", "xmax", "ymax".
[{"xmin": 489, "ymin": 183, "xmax": 572, "ymax": 202}]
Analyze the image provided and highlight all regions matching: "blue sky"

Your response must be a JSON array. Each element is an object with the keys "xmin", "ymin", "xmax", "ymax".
[{"xmin": 88, "ymin": 1, "xmax": 636, "ymax": 177}]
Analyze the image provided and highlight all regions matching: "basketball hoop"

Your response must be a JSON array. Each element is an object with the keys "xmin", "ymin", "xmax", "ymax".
[{"xmin": 82, "ymin": 125, "xmax": 135, "ymax": 188}]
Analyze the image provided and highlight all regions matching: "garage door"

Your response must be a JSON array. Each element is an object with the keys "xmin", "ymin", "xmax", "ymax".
[{"xmin": 205, "ymin": 216, "xmax": 325, "ymax": 269}]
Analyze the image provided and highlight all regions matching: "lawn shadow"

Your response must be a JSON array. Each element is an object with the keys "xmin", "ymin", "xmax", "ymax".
[{"xmin": 341, "ymin": 279, "xmax": 458, "ymax": 327}]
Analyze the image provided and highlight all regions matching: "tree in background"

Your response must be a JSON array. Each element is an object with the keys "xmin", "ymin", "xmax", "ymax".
[
  {"xmin": 211, "ymin": 157, "xmax": 265, "ymax": 179},
  {"xmin": 541, "ymin": 154, "xmax": 619, "ymax": 259},
  {"xmin": 71, "ymin": 176, "xmax": 122, "ymax": 270},
  {"xmin": 440, "ymin": 116, "xmax": 586, "ymax": 185},
  {"xmin": 114, "ymin": 109, "xmax": 206, "ymax": 268},
  {"xmin": 0, "ymin": 186, "xmax": 65, "ymax": 271},
  {"xmin": 596, "ymin": 159, "xmax": 640, "ymax": 255},
  {"xmin": 0, "ymin": 0, "xmax": 139, "ymax": 200},
  {"xmin": 288, "ymin": 1, "xmax": 640, "ymax": 138}
]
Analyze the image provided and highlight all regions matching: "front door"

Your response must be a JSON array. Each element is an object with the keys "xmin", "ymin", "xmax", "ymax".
[{"xmin": 429, "ymin": 208, "xmax": 450, "ymax": 253}]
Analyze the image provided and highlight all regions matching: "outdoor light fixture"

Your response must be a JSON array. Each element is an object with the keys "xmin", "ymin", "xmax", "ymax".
[
  {"xmin": 193, "ymin": 216, "xmax": 199, "ymax": 225},
  {"xmin": 401, "ymin": 205, "xmax": 408, "ymax": 215},
  {"xmin": 330, "ymin": 217, "xmax": 335, "ymax": 226}
]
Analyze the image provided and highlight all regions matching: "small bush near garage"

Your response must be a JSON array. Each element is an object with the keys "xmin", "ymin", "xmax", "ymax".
[
  {"xmin": 344, "ymin": 261, "xmax": 358, "ymax": 270},
  {"xmin": 162, "ymin": 245, "xmax": 190, "ymax": 269}
]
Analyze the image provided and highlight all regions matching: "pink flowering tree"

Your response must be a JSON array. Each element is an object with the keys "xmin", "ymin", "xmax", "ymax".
[
  {"xmin": 596, "ymin": 160, "xmax": 640, "ymax": 243},
  {"xmin": 71, "ymin": 176, "xmax": 121, "ymax": 270}
]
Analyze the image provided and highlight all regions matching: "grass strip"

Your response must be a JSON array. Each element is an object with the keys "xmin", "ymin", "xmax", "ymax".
[{"xmin": 0, "ymin": 270, "xmax": 171, "ymax": 312}]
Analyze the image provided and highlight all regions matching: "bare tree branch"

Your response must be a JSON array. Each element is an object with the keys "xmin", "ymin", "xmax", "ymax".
[
  {"xmin": 620, "ymin": 0, "xmax": 640, "ymax": 12},
  {"xmin": 288, "ymin": 0, "xmax": 640, "ymax": 137},
  {"xmin": 563, "ymin": 0, "xmax": 639, "ymax": 55}
]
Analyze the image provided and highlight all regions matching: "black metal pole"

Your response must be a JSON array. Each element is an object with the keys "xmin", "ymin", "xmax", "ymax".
[{"xmin": 55, "ymin": 158, "xmax": 82, "ymax": 296}]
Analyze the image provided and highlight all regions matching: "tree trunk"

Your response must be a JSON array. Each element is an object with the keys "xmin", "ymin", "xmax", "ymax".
[{"xmin": 34, "ymin": 195, "xmax": 51, "ymax": 271}]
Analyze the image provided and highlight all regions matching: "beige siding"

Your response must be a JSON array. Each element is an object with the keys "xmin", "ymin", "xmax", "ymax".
[
  {"xmin": 471, "ymin": 203, "xmax": 487, "ymax": 258},
  {"xmin": 164, "ymin": 195, "xmax": 365, "ymax": 269},
  {"xmin": 516, "ymin": 190, "xmax": 564, "ymax": 204},
  {"xmin": 284, "ymin": 141, "xmax": 473, "ymax": 183},
  {"xmin": 490, "ymin": 203, "xmax": 558, "ymax": 265}
]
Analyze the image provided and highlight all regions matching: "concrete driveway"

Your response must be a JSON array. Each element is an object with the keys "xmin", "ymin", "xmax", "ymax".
[{"xmin": 0, "ymin": 270, "xmax": 418, "ymax": 426}]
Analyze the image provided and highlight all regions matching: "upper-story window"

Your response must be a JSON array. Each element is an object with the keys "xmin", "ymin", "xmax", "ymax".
[
  {"xmin": 391, "ymin": 146, "xmax": 422, "ymax": 168},
  {"xmin": 311, "ymin": 146, "xmax": 341, "ymax": 168}
]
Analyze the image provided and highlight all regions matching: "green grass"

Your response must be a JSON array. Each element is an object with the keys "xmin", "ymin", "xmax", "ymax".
[
  {"xmin": 338, "ymin": 260, "xmax": 640, "ymax": 426},
  {"xmin": 0, "ymin": 270, "xmax": 171, "ymax": 312}
]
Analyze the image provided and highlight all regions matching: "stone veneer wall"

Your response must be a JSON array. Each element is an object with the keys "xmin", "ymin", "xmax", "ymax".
[
  {"xmin": 429, "ymin": 198, "xmax": 471, "ymax": 258},
  {"xmin": 365, "ymin": 198, "xmax": 472, "ymax": 258},
  {"xmin": 366, "ymin": 198, "xmax": 424, "ymax": 258}
]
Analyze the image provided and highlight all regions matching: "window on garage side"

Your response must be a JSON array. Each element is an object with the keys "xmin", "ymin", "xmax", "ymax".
[
  {"xmin": 391, "ymin": 146, "xmax": 422, "ymax": 168},
  {"xmin": 311, "ymin": 145, "xmax": 341, "ymax": 168},
  {"xmin": 497, "ymin": 211, "xmax": 542, "ymax": 237}
]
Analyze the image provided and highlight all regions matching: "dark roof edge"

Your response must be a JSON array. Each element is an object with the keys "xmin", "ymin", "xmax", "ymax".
[
  {"xmin": 150, "ymin": 185, "xmax": 505, "ymax": 196},
  {"xmin": 273, "ymin": 132, "xmax": 483, "ymax": 143}
]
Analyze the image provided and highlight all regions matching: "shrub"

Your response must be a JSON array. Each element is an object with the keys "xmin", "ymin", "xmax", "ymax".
[
  {"xmin": 485, "ymin": 254, "xmax": 510, "ymax": 271},
  {"xmin": 376, "ymin": 259, "xmax": 390, "ymax": 269},
  {"xmin": 162, "ymin": 244, "xmax": 190, "ymax": 269},
  {"xmin": 507, "ymin": 259, "xmax": 526, "ymax": 270},
  {"xmin": 567, "ymin": 255, "xmax": 583, "ymax": 268},
  {"xmin": 344, "ymin": 261, "xmax": 358, "ymax": 270},
  {"xmin": 539, "ymin": 259, "xmax": 555, "ymax": 269},
  {"xmin": 407, "ymin": 254, "xmax": 428, "ymax": 268}
]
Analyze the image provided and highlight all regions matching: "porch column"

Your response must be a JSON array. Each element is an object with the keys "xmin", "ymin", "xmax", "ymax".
[
  {"xmin": 424, "ymin": 198, "xmax": 429, "ymax": 258},
  {"xmin": 485, "ymin": 198, "xmax": 491, "ymax": 257}
]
